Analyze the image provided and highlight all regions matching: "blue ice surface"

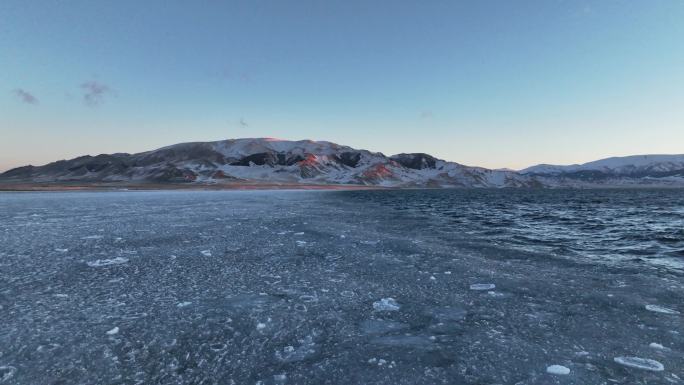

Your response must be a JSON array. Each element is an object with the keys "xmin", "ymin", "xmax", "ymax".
[{"xmin": 0, "ymin": 189, "xmax": 682, "ymax": 384}]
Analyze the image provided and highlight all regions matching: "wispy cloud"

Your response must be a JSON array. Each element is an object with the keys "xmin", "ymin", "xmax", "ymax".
[
  {"xmin": 420, "ymin": 110, "xmax": 433, "ymax": 119},
  {"xmin": 81, "ymin": 81, "xmax": 113, "ymax": 106},
  {"xmin": 13, "ymin": 89, "xmax": 38, "ymax": 104},
  {"xmin": 239, "ymin": 118, "xmax": 249, "ymax": 127}
]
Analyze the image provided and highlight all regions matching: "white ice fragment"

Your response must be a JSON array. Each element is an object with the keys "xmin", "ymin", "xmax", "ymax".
[
  {"xmin": 87, "ymin": 257, "xmax": 128, "ymax": 267},
  {"xmin": 645, "ymin": 304, "xmax": 680, "ymax": 315},
  {"xmin": 296, "ymin": 240, "xmax": 307, "ymax": 246},
  {"xmin": 444, "ymin": 271, "xmax": 452, "ymax": 275},
  {"xmin": 430, "ymin": 276, "xmax": 436, "ymax": 281},
  {"xmin": 273, "ymin": 374, "xmax": 287, "ymax": 383},
  {"xmin": 614, "ymin": 356, "xmax": 664, "ymax": 371},
  {"xmin": 373, "ymin": 298, "xmax": 400, "ymax": 312},
  {"xmin": 200, "ymin": 250, "xmax": 212, "ymax": 257},
  {"xmin": 294, "ymin": 232, "xmax": 304, "ymax": 236},
  {"xmin": 106, "ymin": 327, "xmax": 119, "ymax": 335},
  {"xmin": 55, "ymin": 248, "xmax": 68, "ymax": 252},
  {"xmin": 256, "ymin": 322, "xmax": 267, "ymax": 330},
  {"xmin": 177, "ymin": 301, "xmax": 192, "ymax": 308},
  {"xmin": 470, "ymin": 283, "xmax": 495, "ymax": 291},
  {"xmin": 649, "ymin": 342, "xmax": 665, "ymax": 350},
  {"xmin": 546, "ymin": 365, "xmax": 570, "ymax": 375}
]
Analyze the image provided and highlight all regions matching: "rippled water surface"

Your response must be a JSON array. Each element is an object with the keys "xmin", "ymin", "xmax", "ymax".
[{"xmin": 0, "ymin": 189, "xmax": 682, "ymax": 384}]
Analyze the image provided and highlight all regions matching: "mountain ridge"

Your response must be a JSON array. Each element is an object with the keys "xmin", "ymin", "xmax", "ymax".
[{"xmin": 2, "ymin": 138, "xmax": 683, "ymax": 188}]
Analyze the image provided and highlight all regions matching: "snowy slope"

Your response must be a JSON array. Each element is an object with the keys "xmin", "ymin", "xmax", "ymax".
[
  {"xmin": 521, "ymin": 154, "xmax": 684, "ymax": 187},
  {"xmin": 521, "ymin": 155, "xmax": 684, "ymax": 175}
]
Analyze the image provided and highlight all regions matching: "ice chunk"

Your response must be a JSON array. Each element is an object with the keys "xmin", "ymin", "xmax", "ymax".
[
  {"xmin": 546, "ymin": 365, "xmax": 570, "ymax": 375},
  {"xmin": 649, "ymin": 342, "xmax": 665, "ymax": 350},
  {"xmin": 645, "ymin": 304, "xmax": 680, "ymax": 314},
  {"xmin": 275, "ymin": 335, "xmax": 317, "ymax": 363},
  {"xmin": 36, "ymin": 343, "xmax": 60, "ymax": 353},
  {"xmin": 87, "ymin": 257, "xmax": 128, "ymax": 267},
  {"xmin": 55, "ymin": 248, "xmax": 68, "ymax": 252},
  {"xmin": 373, "ymin": 298, "xmax": 400, "ymax": 311},
  {"xmin": 470, "ymin": 283, "xmax": 495, "ymax": 291},
  {"xmin": 177, "ymin": 301, "xmax": 192, "ymax": 308},
  {"xmin": 200, "ymin": 250, "xmax": 212, "ymax": 257},
  {"xmin": 0, "ymin": 366, "xmax": 17, "ymax": 382},
  {"xmin": 106, "ymin": 327, "xmax": 119, "ymax": 335},
  {"xmin": 613, "ymin": 356, "xmax": 664, "ymax": 371}
]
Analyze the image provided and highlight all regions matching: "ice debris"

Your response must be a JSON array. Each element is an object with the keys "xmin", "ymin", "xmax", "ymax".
[
  {"xmin": 106, "ymin": 327, "xmax": 119, "ymax": 335},
  {"xmin": 0, "ymin": 366, "xmax": 17, "ymax": 382},
  {"xmin": 470, "ymin": 283, "xmax": 496, "ymax": 291},
  {"xmin": 87, "ymin": 257, "xmax": 128, "ymax": 267},
  {"xmin": 372, "ymin": 297, "xmax": 400, "ymax": 311},
  {"xmin": 613, "ymin": 356, "xmax": 664, "ymax": 371},
  {"xmin": 645, "ymin": 304, "xmax": 680, "ymax": 315}
]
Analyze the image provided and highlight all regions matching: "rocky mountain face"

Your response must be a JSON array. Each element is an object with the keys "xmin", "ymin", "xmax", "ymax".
[
  {"xmin": 1, "ymin": 138, "xmax": 683, "ymax": 188},
  {"xmin": 0, "ymin": 138, "xmax": 537, "ymax": 187}
]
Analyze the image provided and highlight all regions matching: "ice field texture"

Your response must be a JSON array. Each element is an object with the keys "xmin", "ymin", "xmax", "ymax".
[{"xmin": 0, "ymin": 189, "xmax": 683, "ymax": 384}]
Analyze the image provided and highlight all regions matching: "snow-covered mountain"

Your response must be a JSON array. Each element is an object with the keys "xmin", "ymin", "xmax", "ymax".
[
  {"xmin": 2, "ymin": 139, "xmax": 683, "ymax": 188},
  {"xmin": 0, "ymin": 138, "xmax": 537, "ymax": 188},
  {"xmin": 520, "ymin": 154, "xmax": 684, "ymax": 187}
]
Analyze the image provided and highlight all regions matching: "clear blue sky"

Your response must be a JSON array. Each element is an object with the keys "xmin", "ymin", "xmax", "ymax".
[{"xmin": 1, "ymin": 0, "xmax": 683, "ymax": 172}]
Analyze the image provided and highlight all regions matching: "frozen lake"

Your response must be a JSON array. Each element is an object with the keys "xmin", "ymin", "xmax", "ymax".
[{"xmin": 0, "ymin": 189, "xmax": 682, "ymax": 384}]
